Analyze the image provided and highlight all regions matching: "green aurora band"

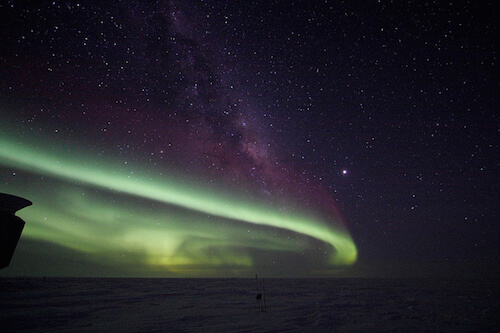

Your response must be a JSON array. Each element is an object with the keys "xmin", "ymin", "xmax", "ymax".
[{"xmin": 0, "ymin": 130, "xmax": 357, "ymax": 276}]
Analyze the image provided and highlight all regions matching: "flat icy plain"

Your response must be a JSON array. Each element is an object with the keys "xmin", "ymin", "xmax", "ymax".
[{"xmin": 1, "ymin": 277, "xmax": 498, "ymax": 332}]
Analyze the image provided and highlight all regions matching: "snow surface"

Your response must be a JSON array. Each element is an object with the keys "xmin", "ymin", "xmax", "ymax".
[{"xmin": 0, "ymin": 277, "xmax": 498, "ymax": 332}]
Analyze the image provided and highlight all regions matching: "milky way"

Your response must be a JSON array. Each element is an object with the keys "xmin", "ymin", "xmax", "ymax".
[
  {"xmin": 0, "ymin": 1, "xmax": 356, "ymax": 277},
  {"xmin": 2, "ymin": 1, "xmax": 496, "ymax": 278}
]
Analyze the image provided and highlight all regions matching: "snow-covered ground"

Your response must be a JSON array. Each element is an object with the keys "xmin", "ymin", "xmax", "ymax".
[{"xmin": 0, "ymin": 277, "xmax": 497, "ymax": 332}]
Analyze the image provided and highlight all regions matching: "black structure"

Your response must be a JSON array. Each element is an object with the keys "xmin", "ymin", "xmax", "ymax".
[
  {"xmin": 0, "ymin": 193, "xmax": 32, "ymax": 269},
  {"xmin": 255, "ymin": 274, "xmax": 267, "ymax": 312}
]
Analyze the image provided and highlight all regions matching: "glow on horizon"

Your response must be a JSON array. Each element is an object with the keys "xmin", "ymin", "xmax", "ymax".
[{"xmin": 0, "ymin": 130, "xmax": 357, "ymax": 275}]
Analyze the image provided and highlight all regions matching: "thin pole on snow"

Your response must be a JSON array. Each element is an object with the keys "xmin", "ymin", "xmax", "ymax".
[{"xmin": 255, "ymin": 274, "xmax": 266, "ymax": 312}]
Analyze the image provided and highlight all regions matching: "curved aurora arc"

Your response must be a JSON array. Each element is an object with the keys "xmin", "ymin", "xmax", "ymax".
[{"xmin": 0, "ymin": 134, "xmax": 357, "ymax": 276}]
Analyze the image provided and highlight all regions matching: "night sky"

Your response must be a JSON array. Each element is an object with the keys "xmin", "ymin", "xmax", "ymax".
[{"xmin": 0, "ymin": 1, "xmax": 497, "ymax": 278}]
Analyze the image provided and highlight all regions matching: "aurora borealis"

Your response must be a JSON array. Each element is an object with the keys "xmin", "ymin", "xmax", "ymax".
[
  {"xmin": 0, "ymin": 123, "xmax": 356, "ymax": 276},
  {"xmin": 1, "ymin": 1, "xmax": 497, "ymax": 278}
]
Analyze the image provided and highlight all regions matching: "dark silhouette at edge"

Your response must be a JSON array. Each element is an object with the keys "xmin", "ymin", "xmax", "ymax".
[{"xmin": 0, "ymin": 193, "xmax": 32, "ymax": 269}]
